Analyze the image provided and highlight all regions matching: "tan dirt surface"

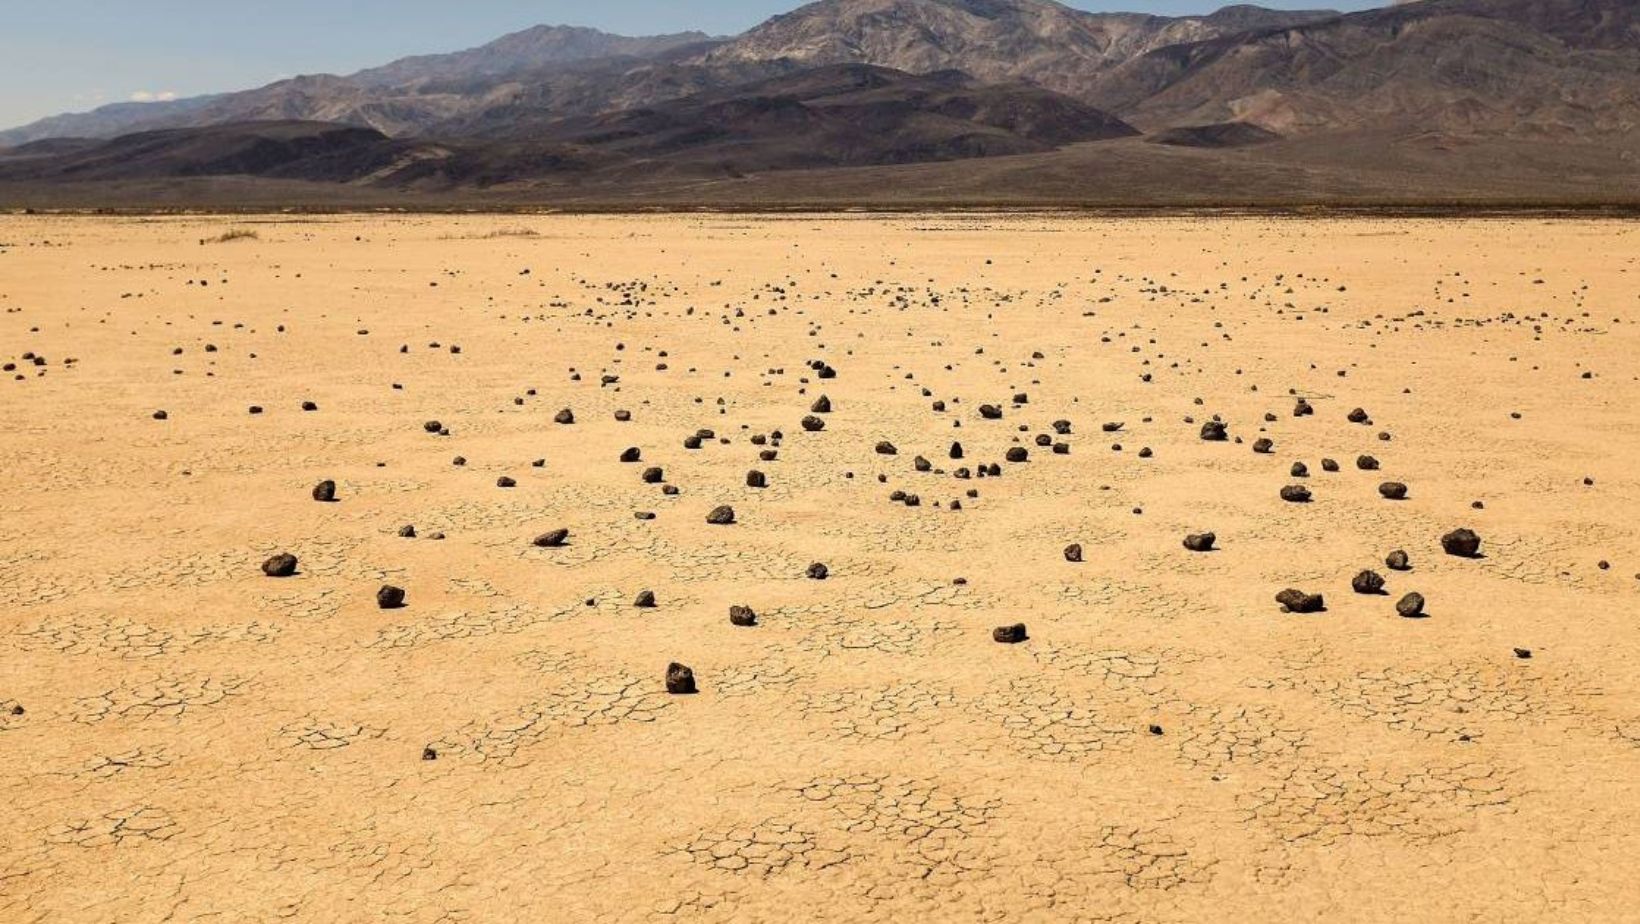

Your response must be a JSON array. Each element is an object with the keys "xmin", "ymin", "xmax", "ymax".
[{"xmin": 2, "ymin": 213, "xmax": 1638, "ymax": 922}]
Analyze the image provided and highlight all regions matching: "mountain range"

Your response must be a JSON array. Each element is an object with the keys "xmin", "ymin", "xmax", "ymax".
[{"xmin": 2, "ymin": 0, "xmax": 1637, "ymax": 207}]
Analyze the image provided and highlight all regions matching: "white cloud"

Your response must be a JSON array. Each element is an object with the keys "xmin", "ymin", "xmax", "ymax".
[{"xmin": 130, "ymin": 90, "xmax": 179, "ymax": 103}]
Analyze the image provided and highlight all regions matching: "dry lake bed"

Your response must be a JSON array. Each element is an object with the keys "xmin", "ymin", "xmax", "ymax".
[{"xmin": 2, "ymin": 213, "xmax": 1638, "ymax": 922}]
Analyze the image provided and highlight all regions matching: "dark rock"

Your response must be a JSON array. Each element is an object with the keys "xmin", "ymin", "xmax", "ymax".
[
  {"xmin": 1276, "ymin": 589, "xmax": 1325, "ymax": 613},
  {"xmin": 153, "ymin": 410, "xmax": 168, "ymax": 420},
  {"xmin": 811, "ymin": 395, "xmax": 831, "ymax": 413},
  {"xmin": 635, "ymin": 590, "xmax": 657, "ymax": 608},
  {"xmin": 1280, "ymin": 485, "xmax": 1312, "ymax": 503},
  {"xmin": 993, "ymin": 623, "xmax": 1028, "ymax": 644},
  {"xmin": 1200, "ymin": 421, "xmax": 1228, "ymax": 441},
  {"xmin": 1352, "ymin": 570, "xmax": 1386, "ymax": 595},
  {"xmin": 1291, "ymin": 462, "xmax": 1309, "ymax": 478},
  {"xmin": 1348, "ymin": 407, "xmax": 1371, "ymax": 424},
  {"xmin": 1386, "ymin": 550, "xmax": 1411, "ymax": 571},
  {"xmin": 1005, "ymin": 447, "xmax": 1029, "ymax": 463},
  {"xmin": 746, "ymin": 470, "xmax": 767, "ymax": 488},
  {"xmin": 377, "ymin": 585, "xmax": 406, "ymax": 609},
  {"xmin": 729, "ymin": 605, "xmax": 758, "ymax": 627},
  {"xmin": 312, "ymin": 480, "xmax": 337, "ymax": 502},
  {"xmin": 615, "ymin": 410, "xmax": 632, "ymax": 422},
  {"xmin": 1253, "ymin": 438, "xmax": 1274, "ymax": 454},
  {"xmin": 1442, "ymin": 528, "xmax": 1482, "ymax": 558},
  {"xmin": 949, "ymin": 442, "xmax": 964, "ymax": 459},
  {"xmin": 1513, "ymin": 647, "xmax": 1533, "ymax": 659},
  {"xmin": 423, "ymin": 421, "xmax": 443, "ymax": 433},
  {"xmin": 979, "ymin": 405, "xmax": 1003, "ymax": 420},
  {"xmin": 533, "ymin": 529, "xmax": 569, "ymax": 548},
  {"xmin": 422, "ymin": 746, "xmax": 438, "ymax": 761},
  {"xmin": 706, "ymin": 505, "xmax": 736, "ymax": 525},
  {"xmin": 620, "ymin": 447, "xmax": 641, "ymax": 463},
  {"xmin": 261, "ymin": 553, "xmax": 298, "ymax": 578},
  {"xmin": 1321, "ymin": 458, "xmax": 1340, "ymax": 472},
  {"xmin": 1183, "ymin": 533, "xmax": 1216, "ymax": 552},
  {"xmin": 806, "ymin": 562, "xmax": 829, "ymax": 580},
  {"xmin": 398, "ymin": 525, "xmax": 417, "ymax": 538},
  {"xmin": 1379, "ymin": 482, "xmax": 1409, "ymax": 500},
  {"xmin": 1396, "ymin": 592, "xmax": 1426, "ymax": 618},
  {"xmin": 496, "ymin": 476, "xmax": 517, "ymax": 488},
  {"xmin": 1357, "ymin": 455, "xmax": 1380, "ymax": 471},
  {"xmin": 1064, "ymin": 544, "xmax": 1083, "ymax": 563},
  {"xmin": 642, "ymin": 467, "xmax": 664, "ymax": 484},
  {"xmin": 665, "ymin": 662, "xmax": 696, "ymax": 695},
  {"xmin": 801, "ymin": 415, "xmax": 826, "ymax": 432},
  {"xmin": 554, "ymin": 408, "xmax": 574, "ymax": 424},
  {"xmin": 875, "ymin": 441, "xmax": 898, "ymax": 455}
]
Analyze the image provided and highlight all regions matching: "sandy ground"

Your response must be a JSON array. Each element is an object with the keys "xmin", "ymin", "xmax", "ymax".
[{"xmin": 2, "ymin": 213, "xmax": 1639, "ymax": 922}]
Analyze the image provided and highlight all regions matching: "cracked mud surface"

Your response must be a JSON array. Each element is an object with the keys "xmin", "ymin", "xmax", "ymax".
[{"xmin": 3, "ymin": 214, "xmax": 1639, "ymax": 921}]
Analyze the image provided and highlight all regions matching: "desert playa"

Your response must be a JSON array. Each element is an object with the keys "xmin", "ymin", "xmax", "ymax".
[{"xmin": 2, "ymin": 213, "xmax": 1638, "ymax": 922}]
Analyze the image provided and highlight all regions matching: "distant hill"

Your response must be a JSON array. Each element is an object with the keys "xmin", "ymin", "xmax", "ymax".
[
  {"xmin": 2, "ymin": 0, "xmax": 1639, "ymax": 206},
  {"xmin": 0, "ymin": 26, "xmax": 726, "ymax": 146},
  {"xmin": 0, "ymin": 69, "xmax": 1138, "ymax": 187},
  {"xmin": 0, "ymin": 2, "xmax": 1342, "ymax": 147},
  {"xmin": 528, "ymin": 64, "xmax": 1138, "ymax": 169},
  {"xmin": 1086, "ymin": 0, "xmax": 1640, "ymax": 135},
  {"xmin": 1146, "ymin": 122, "xmax": 1281, "ymax": 148},
  {"xmin": 0, "ymin": 122, "xmax": 421, "ymax": 183},
  {"xmin": 698, "ymin": 0, "xmax": 1340, "ymax": 101},
  {"xmin": 350, "ymin": 26, "xmax": 716, "ymax": 88}
]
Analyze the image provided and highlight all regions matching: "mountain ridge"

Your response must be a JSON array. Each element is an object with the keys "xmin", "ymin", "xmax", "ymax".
[
  {"xmin": 0, "ymin": 24, "xmax": 727, "ymax": 146},
  {"xmin": 697, "ymin": 0, "xmax": 1341, "ymax": 101},
  {"xmin": 0, "ymin": 3, "xmax": 1339, "ymax": 145},
  {"xmin": 3, "ymin": 0, "xmax": 1638, "ymax": 205}
]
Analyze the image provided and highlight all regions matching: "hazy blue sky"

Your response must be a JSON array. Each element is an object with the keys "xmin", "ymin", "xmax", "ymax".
[{"xmin": 0, "ymin": 0, "xmax": 1380, "ymax": 129}]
